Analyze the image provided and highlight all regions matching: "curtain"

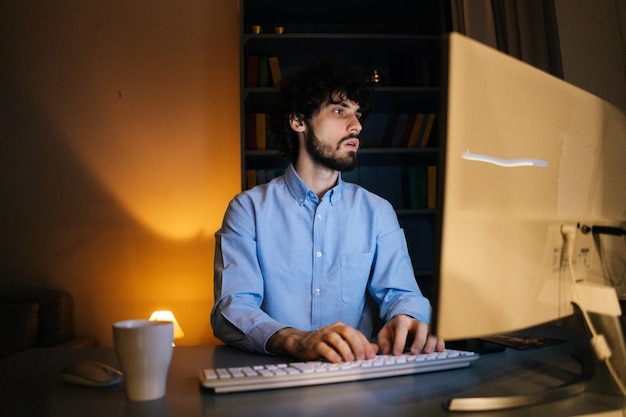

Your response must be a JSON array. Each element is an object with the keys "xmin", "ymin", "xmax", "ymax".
[{"xmin": 449, "ymin": 0, "xmax": 563, "ymax": 78}]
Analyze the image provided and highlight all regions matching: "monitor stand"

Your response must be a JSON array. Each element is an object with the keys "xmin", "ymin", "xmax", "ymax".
[{"xmin": 444, "ymin": 305, "xmax": 626, "ymax": 412}]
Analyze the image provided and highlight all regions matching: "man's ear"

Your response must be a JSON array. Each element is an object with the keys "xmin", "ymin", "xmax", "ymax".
[{"xmin": 289, "ymin": 115, "xmax": 306, "ymax": 132}]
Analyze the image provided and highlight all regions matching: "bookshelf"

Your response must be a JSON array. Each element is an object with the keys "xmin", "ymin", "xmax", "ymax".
[{"xmin": 240, "ymin": 0, "xmax": 449, "ymax": 291}]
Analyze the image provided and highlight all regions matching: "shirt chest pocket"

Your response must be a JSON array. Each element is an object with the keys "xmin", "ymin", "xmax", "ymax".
[{"xmin": 340, "ymin": 252, "xmax": 374, "ymax": 303}]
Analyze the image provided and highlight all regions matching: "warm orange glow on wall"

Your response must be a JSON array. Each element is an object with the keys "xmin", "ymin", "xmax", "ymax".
[
  {"xmin": 56, "ymin": 111, "xmax": 238, "ymax": 240},
  {"xmin": 0, "ymin": 0, "xmax": 240, "ymax": 347},
  {"xmin": 19, "ymin": 3, "xmax": 240, "ymax": 241}
]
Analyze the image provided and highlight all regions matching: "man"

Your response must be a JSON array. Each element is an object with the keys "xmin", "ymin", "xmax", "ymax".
[{"xmin": 212, "ymin": 59, "xmax": 444, "ymax": 363}]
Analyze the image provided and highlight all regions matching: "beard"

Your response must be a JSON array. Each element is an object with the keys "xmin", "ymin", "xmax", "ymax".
[{"xmin": 305, "ymin": 126, "xmax": 358, "ymax": 172}]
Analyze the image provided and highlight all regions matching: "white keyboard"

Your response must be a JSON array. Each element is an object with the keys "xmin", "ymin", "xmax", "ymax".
[{"xmin": 199, "ymin": 349, "xmax": 479, "ymax": 393}]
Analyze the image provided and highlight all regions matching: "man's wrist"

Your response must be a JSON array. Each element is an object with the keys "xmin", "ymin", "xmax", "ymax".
[{"xmin": 266, "ymin": 327, "xmax": 303, "ymax": 356}]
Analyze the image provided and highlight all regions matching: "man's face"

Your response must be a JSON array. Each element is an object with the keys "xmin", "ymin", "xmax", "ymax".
[{"xmin": 304, "ymin": 95, "xmax": 363, "ymax": 172}]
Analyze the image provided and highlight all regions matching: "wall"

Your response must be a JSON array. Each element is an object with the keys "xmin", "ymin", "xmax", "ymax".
[{"xmin": 0, "ymin": 0, "xmax": 241, "ymax": 347}]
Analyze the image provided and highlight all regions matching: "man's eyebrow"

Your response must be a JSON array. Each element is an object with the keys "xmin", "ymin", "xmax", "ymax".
[{"xmin": 328, "ymin": 99, "xmax": 362, "ymax": 113}]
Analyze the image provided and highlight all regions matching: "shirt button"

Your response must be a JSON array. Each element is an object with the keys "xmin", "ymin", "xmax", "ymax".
[
  {"xmin": 316, "ymin": 251, "xmax": 322, "ymax": 257},
  {"xmin": 317, "ymin": 214, "xmax": 322, "ymax": 220},
  {"xmin": 314, "ymin": 288, "xmax": 321, "ymax": 295}
]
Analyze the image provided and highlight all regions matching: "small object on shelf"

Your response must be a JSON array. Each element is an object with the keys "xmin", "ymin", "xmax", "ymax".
[
  {"xmin": 274, "ymin": 26, "xmax": 285, "ymax": 34},
  {"xmin": 368, "ymin": 69, "xmax": 384, "ymax": 85},
  {"xmin": 251, "ymin": 25, "xmax": 262, "ymax": 34}
]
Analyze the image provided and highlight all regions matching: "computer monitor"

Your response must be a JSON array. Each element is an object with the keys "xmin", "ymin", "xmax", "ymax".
[{"xmin": 431, "ymin": 32, "xmax": 626, "ymax": 411}]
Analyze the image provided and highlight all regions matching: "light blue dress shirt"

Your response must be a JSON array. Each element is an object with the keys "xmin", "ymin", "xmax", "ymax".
[{"xmin": 212, "ymin": 164, "xmax": 432, "ymax": 354}]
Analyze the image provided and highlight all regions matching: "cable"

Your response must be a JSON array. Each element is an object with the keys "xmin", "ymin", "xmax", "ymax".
[{"xmin": 561, "ymin": 224, "xmax": 626, "ymax": 397}]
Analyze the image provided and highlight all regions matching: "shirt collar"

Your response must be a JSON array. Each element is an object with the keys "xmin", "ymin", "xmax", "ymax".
[{"xmin": 284, "ymin": 164, "xmax": 344, "ymax": 206}]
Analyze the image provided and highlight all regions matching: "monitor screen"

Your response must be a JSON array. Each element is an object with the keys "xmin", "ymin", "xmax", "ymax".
[{"xmin": 431, "ymin": 32, "xmax": 626, "ymax": 342}]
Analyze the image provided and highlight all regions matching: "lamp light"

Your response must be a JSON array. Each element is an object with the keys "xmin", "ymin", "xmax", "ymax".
[{"xmin": 149, "ymin": 310, "xmax": 185, "ymax": 344}]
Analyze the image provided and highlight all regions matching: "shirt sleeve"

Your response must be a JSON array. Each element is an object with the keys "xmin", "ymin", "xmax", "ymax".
[{"xmin": 211, "ymin": 193, "xmax": 286, "ymax": 354}]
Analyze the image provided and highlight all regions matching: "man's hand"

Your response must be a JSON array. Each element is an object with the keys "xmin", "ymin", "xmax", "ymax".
[
  {"xmin": 377, "ymin": 314, "xmax": 445, "ymax": 356},
  {"xmin": 266, "ymin": 322, "xmax": 378, "ymax": 363}
]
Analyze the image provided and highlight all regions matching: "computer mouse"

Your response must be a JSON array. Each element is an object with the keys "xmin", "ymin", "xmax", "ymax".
[{"xmin": 61, "ymin": 360, "xmax": 123, "ymax": 387}]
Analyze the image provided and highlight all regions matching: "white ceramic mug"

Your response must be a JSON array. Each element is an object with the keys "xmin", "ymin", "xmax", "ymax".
[{"xmin": 113, "ymin": 319, "xmax": 174, "ymax": 401}]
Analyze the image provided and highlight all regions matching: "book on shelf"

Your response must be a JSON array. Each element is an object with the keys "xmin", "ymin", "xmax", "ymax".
[
  {"xmin": 258, "ymin": 56, "xmax": 269, "ymax": 87},
  {"xmin": 419, "ymin": 113, "xmax": 436, "ymax": 148},
  {"xmin": 246, "ymin": 55, "xmax": 280, "ymax": 88},
  {"xmin": 404, "ymin": 166, "xmax": 428, "ymax": 209},
  {"xmin": 248, "ymin": 168, "xmax": 286, "ymax": 187},
  {"xmin": 382, "ymin": 113, "xmax": 411, "ymax": 148},
  {"xmin": 407, "ymin": 112, "xmax": 437, "ymax": 148},
  {"xmin": 246, "ymin": 55, "xmax": 259, "ymax": 87},
  {"xmin": 268, "ymin": 56, "xmax": 282, "ymax": 87},
  {"xmin": 401, "ymin": 217, "xmax": 434, "ymax": 271},
  {"xmin": 383, "ymin": 112, "xmax": 436, "ymax": 149},
  {"xmin": 427, "ymin": 165, "xmax": 437, "ymax": 209},
  {"xmin": 265, "ymin": 129, "xmax": 274, "ymax": 150},
  {"xmin": 357, "ymin": 166, "xmax": 379, "ymax": 195},
  {"xmin": 265, "ymin": 168, "xmax": 284, "ymax": 182},
  {"xmin": 381, "ymin": 113, "xmax": 399, "ymax": 148},
  {"xmin": 245, "ymin": 113, "xmax": 273, "ymax": 150},
  {"xmin": 245, "ymin": 113, "xmax": 256, "ymax": 150},
  {"xmin": 376, "ymin": 166, "xmax": 404, "ymax": 209},
  {"xmin": 255, "ymin": 113, "xmax": 266, "ymax": 150},
  {"xmin": 401, "ymin": 114, "xmax": 417, "ymax": 147},
  {"xmin": 391, "ymin": 113, "xmax": 410, "ymax": 147},
  {"xmin": 246, "ymin": 170, "xmax": 257, "ymax": 189},
  {"xmin": 406, "ymin": 113, "xmax": 425, "ymax": 148},
  {"xmin": 256, "ymin": 169, "xmax": 267, "ymax": 185}
]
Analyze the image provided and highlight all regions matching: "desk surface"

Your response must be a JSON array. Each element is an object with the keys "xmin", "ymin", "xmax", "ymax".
[{"xmin": 1, "ymin": 325, "xmax": 625, "ymax": 417}]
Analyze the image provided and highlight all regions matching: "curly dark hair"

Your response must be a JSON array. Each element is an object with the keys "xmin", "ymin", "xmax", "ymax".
[{"xmin": 267, "ymin": 59, "xmax": 374, "ymax": 164}]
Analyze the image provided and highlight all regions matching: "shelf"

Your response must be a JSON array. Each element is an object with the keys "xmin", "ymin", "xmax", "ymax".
[
  {"xmin": 244, "ymin": 87, "xmax": 441, "ymax": 114},
  {"xmin": 245, "ymin": 148, "xmax": 439, "ymax": 170},
  {"xmin": 244, "ymin": 35, "xmax": 441, "ymax": 92},
  {"xmin": 358, "ymin": 148, "xmax": 439, "ymax": 165},
  {"xmin": 242, "ymin": 0, "xmax": 445, "ymax": 36},
  {"xmin": 244, "ymin": 33, "xmax": 440, "ymax": 41},
  {"xmin": 244, "ymin": 151, "xmax": 287, "ymax": 171},
  {"xmin": 397, "ymin": 208, "xmax": 438, "ymax": 217},
  {"xmin": 244, "ymin": 34, "xmax": 441, "ymax": 54}
]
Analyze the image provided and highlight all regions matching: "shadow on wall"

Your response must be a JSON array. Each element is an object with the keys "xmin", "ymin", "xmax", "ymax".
[{"xmin": 0, "ymin": 77, "xmax": 220, "ymax": 347}]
